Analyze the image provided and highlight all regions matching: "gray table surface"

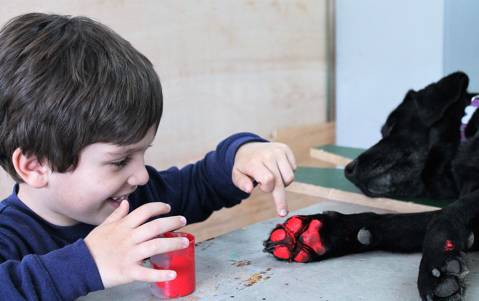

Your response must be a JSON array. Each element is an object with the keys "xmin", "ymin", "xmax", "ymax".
[{"xmin": 79, "ymin": 201, "xmax": 479, "ymax": 301}]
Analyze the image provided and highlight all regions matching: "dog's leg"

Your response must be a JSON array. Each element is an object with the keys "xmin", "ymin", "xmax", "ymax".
[
  {"xmin": 417, "ymin": 191, "xmax": 479, "ymax": 301},
  {"xmin": 263, "ymin": 210, "xmax": 440, "ymax": 263}
]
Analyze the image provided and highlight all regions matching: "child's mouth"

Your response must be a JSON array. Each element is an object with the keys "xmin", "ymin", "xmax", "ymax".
[{"xmin": 107, "ymin": 194, "xmax": 129, "ymax": 208}]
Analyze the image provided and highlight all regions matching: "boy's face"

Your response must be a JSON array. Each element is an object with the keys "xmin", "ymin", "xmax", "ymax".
[{"xmin": 40, "ymin": 127, "xmax": 157, "ymax": 226}]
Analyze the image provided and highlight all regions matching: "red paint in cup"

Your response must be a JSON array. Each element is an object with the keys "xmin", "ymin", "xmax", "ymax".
[{"xmin": 150, "ymin": 232, "xmax": 195, "ymax": 299}]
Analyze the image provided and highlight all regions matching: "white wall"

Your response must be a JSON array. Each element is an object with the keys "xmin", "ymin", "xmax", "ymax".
[
  {"xmin": 0, "ymin": 0, "xmax": 328, "ymax": 198},
  {"xmin": 443, "ymin": 0, "xmax": 479, "ymax": 92},
  {"xmin": 336, "ymin": 0, "xmax": 445, "ymax": 148}
]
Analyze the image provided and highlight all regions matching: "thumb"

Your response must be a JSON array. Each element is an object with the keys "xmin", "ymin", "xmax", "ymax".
[
  {"xmin": 232, "ymin": 169, "xmax": 254, "ymax": 193},
  {"xmin": 103, "ymin": 200, "xmax": 129, "ymax": 224}
]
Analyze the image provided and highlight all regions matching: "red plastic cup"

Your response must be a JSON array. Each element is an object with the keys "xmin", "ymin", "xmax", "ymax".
[{"xmin": 150, "ymin": 232, "xmax": 196, "ymax": 299}]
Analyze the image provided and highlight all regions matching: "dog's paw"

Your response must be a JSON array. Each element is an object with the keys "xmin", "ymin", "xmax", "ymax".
[
  {"xmin": 418, "ymin": 246, "xmax": 468, "ymax": 301},
  {"xmin": 263, "ymin": 211, "xmax": 376, "ymax": 263},
  {"xmin": 263, "ymin": 215, "xmax": 327, "ymax": 262},
  {"xmin": 418, "ymin": 212, "xmax": 475, "ymax": 301}
]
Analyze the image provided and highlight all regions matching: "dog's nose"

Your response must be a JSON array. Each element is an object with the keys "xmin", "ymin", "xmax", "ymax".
[{"xmin": 344, "ymin": 159, "xmax": 358, "ymax": 178}]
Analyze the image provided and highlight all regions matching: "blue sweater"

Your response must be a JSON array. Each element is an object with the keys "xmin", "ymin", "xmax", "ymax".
[{"xmin": 0, "ymin": 132, "xmax": 265, "ymax": 300}]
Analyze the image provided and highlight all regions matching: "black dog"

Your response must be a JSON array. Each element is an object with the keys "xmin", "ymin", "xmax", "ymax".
[{"xmin": 264, "ymin": 72, "xmax": 479, "ymax": 300}]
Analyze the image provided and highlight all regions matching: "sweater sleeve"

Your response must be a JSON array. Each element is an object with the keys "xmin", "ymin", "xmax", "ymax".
[
  {"xmin": 133, "ymin": 132, "xmax": 268, "ymax": 224},
  {"xmin": 0, "ymin": 239, "xmax": 103, "ymax": 301}
]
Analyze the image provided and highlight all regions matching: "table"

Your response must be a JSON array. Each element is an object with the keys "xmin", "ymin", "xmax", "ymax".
[{"xmin": 80, "ymin": 201, "xmax": 479, "ymax": 301}]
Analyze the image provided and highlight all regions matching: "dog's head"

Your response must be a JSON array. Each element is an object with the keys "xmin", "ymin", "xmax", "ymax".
[{"xmin": 345, "ymin": 72, "xmax": 470, "ymax": 199}]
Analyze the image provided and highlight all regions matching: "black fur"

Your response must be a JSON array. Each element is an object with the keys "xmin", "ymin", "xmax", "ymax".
[
  {"xmin": 345, "ymin": 72, "xmax": 471, "ymax": 199},
  {"xmin": 264, "ymin": 72, "xmax": 479, "ymax": 301},
  {"xmin": 344, "ymin": 72, "xmax": 479, "ymax": 300}
]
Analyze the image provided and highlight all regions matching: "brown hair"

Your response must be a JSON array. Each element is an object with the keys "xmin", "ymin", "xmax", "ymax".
[{"xmin": 0, "ymin": 13, "xmax": 163, "ymax": 182}]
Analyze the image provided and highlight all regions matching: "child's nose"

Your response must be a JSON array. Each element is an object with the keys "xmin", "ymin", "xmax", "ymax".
[{"xmin": 128, "ymin": 165, "xmax": 149, "ymax": 186}]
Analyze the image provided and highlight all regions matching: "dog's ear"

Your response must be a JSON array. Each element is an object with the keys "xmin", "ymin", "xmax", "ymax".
[{"xmin": 414, "ymin": 71, "xmax": 469, "ymax": 126}]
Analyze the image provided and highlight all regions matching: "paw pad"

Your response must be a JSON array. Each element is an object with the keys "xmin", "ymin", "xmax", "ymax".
[
  {"xmin": 293, "ymin": 249, "xmax": 310, "ymax": 263},
  {"xmin": 299, "ymin": 219, "xmax": 326, "ymax": 255},
  {"xmin": 270, "ymin": 229, "xmax": 286, "ymax": 242},
  {"xmin": 445, "ymin": 259, "xmax": 461, "ymax": 274},
  {"xmin": 434, "ymin": 277, "xmax": 459, "ymax": 298},
  {"xmin": 444, "ymin": 240, "xmax": 455, "ymax": 252},
  {"xmin": 272, "ymin": 245, "xmax": 291, "ymax": 260},
  {"xmin": 285, "ymin": 216, "xmax": 305, "ymax": 234},
  {"xmin": 264, "ymin": 215, "xmax": 326, "ymax": 263},
  {"xmin": 357, "ymin": 228, "xmax": 372, "ymax": 245}
]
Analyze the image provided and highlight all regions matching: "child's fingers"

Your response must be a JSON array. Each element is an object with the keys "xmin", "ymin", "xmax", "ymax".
[
  {"xmin": 251, "ymin": 163, "xmax": 275, "ymax": 193},
  {"xmin": 132, "ymin": 216, "xmax": 187, "ymax": 243},
  {"xmin": 102, "ymin": 200, "xmax": 129, "ymax": 224},
  {"xmin": 270, "ymin": 171, "xmax": 288, "ymax": 216},
  {"xmin": 232, "ymin": 169, "xmax": 255, "ymax": 193},
  {"xmin": 129, "ymin": 266, "xmax": 177, "ymax": 283},
  {"xmin": 277, "ymin": 153, "xmax": 295, "ymax": 186},
  {"xmin": 284, "ymin": 145, "xmax": 297, "ymax": 170},
  {"xmin": 124, "ymin": 202, "xmax": 171, "ymax": 228},
  {"xmin": 262, "ymin": 160, "xmax": 288, "ymax": 216},
  {"xmin": 131, "ymin": 237, "xmax": 189, "ymax": 262},
  {"xmin": 272, "ymin": 185, "xmax": 288, "ymax": 216}
]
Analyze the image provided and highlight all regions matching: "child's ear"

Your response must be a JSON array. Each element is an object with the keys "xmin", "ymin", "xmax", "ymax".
[{"xmin": 11, "ymin": 148, "xmax": 51, "ymax": 188}]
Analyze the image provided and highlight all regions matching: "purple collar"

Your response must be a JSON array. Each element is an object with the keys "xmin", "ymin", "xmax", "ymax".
[{"xmin": 460, "ymin": 95, "xmax": 479, "ymax": 142}]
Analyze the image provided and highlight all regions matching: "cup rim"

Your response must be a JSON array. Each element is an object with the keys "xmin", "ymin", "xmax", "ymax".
[{"xmin": 162, "ymin": 231, "xmax": 195, "ymax": 243}]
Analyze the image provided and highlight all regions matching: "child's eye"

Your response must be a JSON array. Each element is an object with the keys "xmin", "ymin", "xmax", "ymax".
[{"xmin": 112, "ymin": 157, "xmax": 131, "ymax": 168}]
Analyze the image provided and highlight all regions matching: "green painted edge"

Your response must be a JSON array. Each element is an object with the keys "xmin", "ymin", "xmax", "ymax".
[
  {"xmin": 295, "ymin": 166, "xmax": 452, "ymax": 208},
  {"xmin": 314, "ymin": 144, "xmax": 365, "ymax": 159}
]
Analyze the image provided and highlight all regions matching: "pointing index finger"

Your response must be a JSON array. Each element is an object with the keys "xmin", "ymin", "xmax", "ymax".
[{"xmin": 272, "ymin": 179, "xmax": 288, "ymax": 216}]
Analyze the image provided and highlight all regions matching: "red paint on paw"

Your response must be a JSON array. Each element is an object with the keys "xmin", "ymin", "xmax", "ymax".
[
  {"xmin": 300, "ymin": 219, "xmax": 326, "ymax": 255},
  {"xmin": 293, "ymin": 249, "xmax": 311, "ymax": 263},
  {"xmin": 265, "ymin": 216, "xmax": 328, "ymax": 262},
  {"xmin": 270, "ymin": 229, "xmax": 286, "ymax": 242},
  {"xmin": 273, "ymin": 246, "xmax": 291, "ymax": 260},
  {"xmin": 285, "ymin": 216, "xmax": 305, "ymax": 234},
  {"xmin": 444, "ymin": 240, "xmax": 455, "ymax": 252}
]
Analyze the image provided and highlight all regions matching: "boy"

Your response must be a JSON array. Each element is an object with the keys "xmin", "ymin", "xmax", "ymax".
[{"xmin": 0, "ymin": 13, "xmax": 296, "ymax": 300}]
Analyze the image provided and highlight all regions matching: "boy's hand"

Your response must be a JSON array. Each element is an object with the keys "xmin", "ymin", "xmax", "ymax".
[
  {"xmin": 84, "ymin": 201, "xmax": 188, "ymax": 288},
  {"xmin": 232, "ymin": 142, "xmax": 296, "ymax": 217}
]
